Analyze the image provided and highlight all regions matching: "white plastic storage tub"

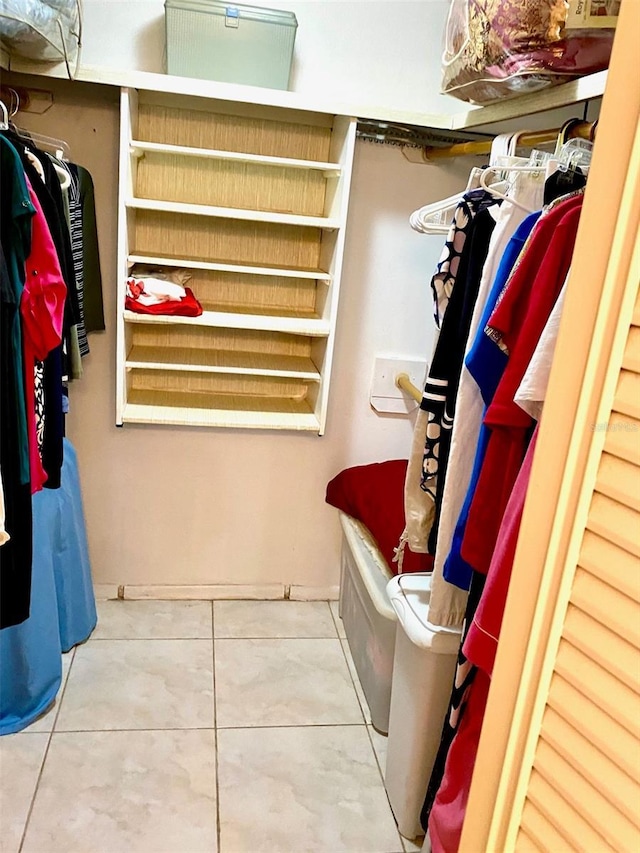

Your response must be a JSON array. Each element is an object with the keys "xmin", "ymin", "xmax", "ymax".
[
  {"xmin": 338, "ymin": 511, "xmax": 397, "ymax": 734},
  {"xmin": 384, "ymin": 573, "xmax": 462, "ymax": 840}
]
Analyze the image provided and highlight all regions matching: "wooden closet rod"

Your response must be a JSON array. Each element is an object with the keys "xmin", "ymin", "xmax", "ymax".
[
  {"xmin": 422, "ymin": 120, "xmax": 595, "ymax": 161},
  {"xmin": 396, "ymin": 373, "xmax": 423, "ymax": 404}
]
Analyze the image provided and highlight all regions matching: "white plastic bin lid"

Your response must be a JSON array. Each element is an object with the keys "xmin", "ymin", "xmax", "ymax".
[{"xmin": 387, "ymin": 574, "xmax": 461, "ymax": 655}]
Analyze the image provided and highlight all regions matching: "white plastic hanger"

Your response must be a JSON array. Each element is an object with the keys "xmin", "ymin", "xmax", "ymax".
[
  {"xmin": 479, "ymin": 130, "xmax": 550, "ymax": 213},
  {"xmin": 2, "ymin": 89, "xmax": 71, "ymax": 189},
  {"xmin": 409, "ymin": 133, "xmax": 518, "ymax": 235},
  {"xmin": 20, "ymin": 131, "xmax": 70, "ymax": 161},
  {"xmin": 52, "ymin": 160, "xmax": 71, "ymax": 190},
  {"xmin": 482, "ymin": 131, "xmax": 593, "ymax": 214},
  {"xmin": 479, "ymin": 165, "xmax": 543, "ymax": 214},
  {"xmin": 409, "ymin": 190, "xmax": 469, "ymax": 234}
]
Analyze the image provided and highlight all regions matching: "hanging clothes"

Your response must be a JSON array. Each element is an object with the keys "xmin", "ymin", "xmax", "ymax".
[
  {"xmin": 428, "ymin": 430, "xmax": 539, "ymax": 853},
  {"xmin": 426, "ymin": 170, "xmax": 544, "ymax": 627},
  {"xmin": 1, "ymin": 243, "xmax": 34, "ymax": 629},
  {"xmin": 440, "ymin": 211, "xmax": 542, "ymax": 593},
  {"xmin": 0, "ymin": 137, "xmax": 36, "ymax": 630},
  {"xmin": 420, "ymin": 568, "xmax": 487, "ymax": 831},
  {"xmin": 424, "ymin": 188, "xmax": 584, "ymax": 853},
  {"xmin": 420, "ymin": 193, "xmax": 498, "ymax": 556},
  {"xmin": 0, "ymin": 125, "xmax": 102, "ymax": 631},
  {"xmin": 460, "ymin": 193, "xmax": 584, "ymax": 576},
  {"xmin": 12, "ymin": 139, "xmax": 76, "ymax": 491},
  {"xmin": 420, "ymin": 190, "xmax": 585, "ymax": 842},
  {"xmin": 464, "ymin": 286, "xmax": 567, "ymax": 674},
  {"xmin": 73, "ymin": 164, "xmax": 105, "ymax": 334},
  {"xmin": 399, "ymin": 189, "xmax": 496, "ymax": 568},
  {"xmin": 57, "ymin": 157, "xmax": 90, "ymax": 357},
  {"xmin": 514, "ymin": 283, "xmax": 567, "ymax": 422},
  {"xmin": 0, "ymin": 136, "xmax": 34, "ymax": 487},
  {"xmin": 21, "ymin": 178, "xmax": 67, "ymax": 494}
]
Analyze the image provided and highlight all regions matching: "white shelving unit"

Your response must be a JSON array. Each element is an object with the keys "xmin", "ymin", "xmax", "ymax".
[
  {"xmin": 116, "ymin": 88, "xmax": 356, "ymax": 432},
  {"xmin": 5, "ymin": 57, "xmax": 605, "ymax": 434}
]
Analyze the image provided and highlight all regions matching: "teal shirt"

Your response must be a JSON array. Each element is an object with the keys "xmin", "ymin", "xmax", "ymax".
[{"xmin": 0, "ymin": 136, "xmax": 36, "ymax": 485}]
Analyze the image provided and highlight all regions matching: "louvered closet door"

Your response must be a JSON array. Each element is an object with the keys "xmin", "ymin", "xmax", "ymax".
[
  {"xmin": 459, "ymin": 9, "xmax": 640, "ymax": 849},
  {"xmin": 516, "ymin": 271, "xmax": 640, "ymax": 852}
]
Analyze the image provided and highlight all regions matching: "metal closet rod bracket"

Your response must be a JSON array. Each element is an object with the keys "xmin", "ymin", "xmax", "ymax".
[{"xmin": 355, "ymin": 119, "xmax": 492, "ymax": 150}]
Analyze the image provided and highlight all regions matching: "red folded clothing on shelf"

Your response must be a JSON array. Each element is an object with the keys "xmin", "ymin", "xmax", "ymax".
[{"xmin": 125, "ymin": 287, "xmax": 203, "ymax": 317}]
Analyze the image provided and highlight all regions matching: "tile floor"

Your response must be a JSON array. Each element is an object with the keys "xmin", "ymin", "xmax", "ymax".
[{"xmin": 0, "ymin": 600, "xmax": 425, "ymax": 853}]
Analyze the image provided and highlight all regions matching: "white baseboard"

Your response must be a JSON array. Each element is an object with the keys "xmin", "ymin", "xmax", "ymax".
[
  {"xmin": 289, "ymin": 585, "xmax": 340, "ymax": 601},
  {"xmin": 121, "ymin": 584, "xmax": 286, "ymax": 600},
  {"xmin": 92, "ymin": 583, "xmax": 340, "ymax": 601},
  {"xmin": 93, "ymin": 584, "xmax": 121, "ymax": 600}
]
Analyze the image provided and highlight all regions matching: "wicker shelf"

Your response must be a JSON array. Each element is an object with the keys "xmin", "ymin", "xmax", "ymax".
[
  {"xmin": 130, "ymin": 140, "xmax": 342, "ymax": 174},
  {"xmin": 128, "ymin": 254, "xmax": 332, "ymax": 282},
  {"xmin": 126, "ymin": 345, "xmax": 321, "ymax": 379},
  {"xmin": 117, "ymin": 88, "xmax": 356, "ymax": 432},
  {"xmin": 123, "ymin": 391, "xmax": 320, "ymax": 430},
  {"xmin": 126, "ymin": 197, "xmax": 341, "ymax": 229},
  {"xmin": 123, "ymin": 309, "xmax": 329, "ymax": 336}
]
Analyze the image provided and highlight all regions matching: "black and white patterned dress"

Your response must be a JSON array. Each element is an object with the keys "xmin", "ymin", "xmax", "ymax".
[{"xmin": 420, "ymin": 191, "xmax": 498, "ymax": 555}]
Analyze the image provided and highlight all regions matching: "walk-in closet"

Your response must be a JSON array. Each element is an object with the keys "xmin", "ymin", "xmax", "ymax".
[{"xmin": 0, "ymin": 1, "xmax": 638, "ymax": 851}]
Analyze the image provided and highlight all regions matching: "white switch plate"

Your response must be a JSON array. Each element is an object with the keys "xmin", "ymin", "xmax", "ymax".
[{"xmin": 370, "ymin": 357, "xmax": 427, "ymax": 415}]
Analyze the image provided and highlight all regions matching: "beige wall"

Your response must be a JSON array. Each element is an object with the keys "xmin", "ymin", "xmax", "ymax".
[{"xmin": 9, "ymin": 73, "xmax": 470, "ymax": 590}]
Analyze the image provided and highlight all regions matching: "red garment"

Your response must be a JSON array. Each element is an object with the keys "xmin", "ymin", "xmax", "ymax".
[
  {"xmin": 125, "ymin": 287, "xmax": 203, "ymax": 317},
  {"xmin": 428, "ymin": 669, "xmax": 491, "ymax": 853},
  {"xmin": 20, "ymin": 178, "xmax": 67, "ymax": 494},
  {"xmin": 464, "ymin": 428, "xmax": 538, "ymax": 677},
  {"xmin": 460, "ymin": 195, "xmax": 583, "ymax": 575},
  {"xmin": 325, "ymin": 461, "xmax": 433, "ymax": 575}
]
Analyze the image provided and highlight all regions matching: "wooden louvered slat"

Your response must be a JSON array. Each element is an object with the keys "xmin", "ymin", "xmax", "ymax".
[
  {"xmin": 604, "ymin": 413, "xmax": 640, "ymax": 465},
  {"xmin": 527, "ymin": 766, "xmax": 615, "ymax": 852},
  {"xmin": 555, "ymin": 640, "xmax": 640, "ymax": 735},
  {"xmin": 623, "ymin": 325, "xmax": 640, "ymax": 372},
  {"xmin": 515, "ymin": 826, "xmax": 542, "ymax": 852},
  {"xmin": 548, "ymin": 674, "xmax": 640, "ymax": 780},
  {"xmin": 586, "ymin": 492, "xmax": 640, "ymax": 557},
  {"xmin": 519, "ymin": 800, "xmax": 573, "ymax": 852},
  {"xmin": 614, "ymin": 369, "xmax": 640, "ymax": 418},
  {"xmin": 534, "ymin": 740, "xmax": 640, "ymax": 850},
  {"xmin": 540, "ymin": 706, "xmax": 640, "ymax": 824},
  {"xmin": 632, "ymin": 286, "xmax": 640, "ymax": 327},
  {"xmin": 564, "ymin": 605, "xmax": 640, "ymax": 694},
  {"xmin": 596, "ymin": 452, "xmax": 640, "ymax": 510},
  {"xmin": 570, "ymin": 570, "xmax": 640, "ymax": 648},
  {"xmin": 579, "ymin": 530, "xmax": 640, "ymax": 602}
]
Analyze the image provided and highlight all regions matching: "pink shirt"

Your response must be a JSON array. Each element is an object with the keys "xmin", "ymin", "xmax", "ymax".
[{"xmin": 21, "ymin": 177, "xmax": 67, "ymax": 494}]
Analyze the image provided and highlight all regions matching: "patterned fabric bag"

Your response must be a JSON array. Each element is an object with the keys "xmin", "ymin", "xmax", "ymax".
[{"xmin": 441, "ymin": 0, "xmax": 617, "ymax": 104}]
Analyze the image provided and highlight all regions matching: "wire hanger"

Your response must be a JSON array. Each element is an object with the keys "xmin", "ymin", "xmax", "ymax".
[{"xmin": 0, "ymin": 100, "xmax": 9, "ymax": 131}]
